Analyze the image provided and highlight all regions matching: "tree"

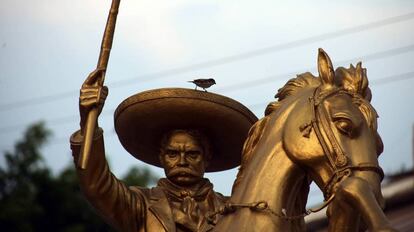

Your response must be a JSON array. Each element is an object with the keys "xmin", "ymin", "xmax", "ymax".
[
  {"xmin": 0, "ymin": 122, "xmax": 158, "ymax": 231},
  {"xmin": 0, "ymin": 122, "xmax": 51, "ymax": 231}
]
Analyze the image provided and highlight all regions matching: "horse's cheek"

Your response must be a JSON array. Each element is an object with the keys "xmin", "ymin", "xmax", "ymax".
[
  {"xmin": 283, "ymin": 123, "xmax": 324, "ymax": 165},
  {"xmin": 282, "ymin": 121, "xmax": 306, "ymax": 163}
]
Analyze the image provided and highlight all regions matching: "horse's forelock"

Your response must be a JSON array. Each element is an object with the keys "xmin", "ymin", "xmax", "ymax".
[
  {"xmin": 333, "ymin": 64, "xmax": 383, "ymax": 154},
  {"xmin": 335, "ymin": 64, "xmax": 370, "ymax": 100},
  {"xmin": 235, "ymin": 66, "xmax": 382, "ymax": 190}
]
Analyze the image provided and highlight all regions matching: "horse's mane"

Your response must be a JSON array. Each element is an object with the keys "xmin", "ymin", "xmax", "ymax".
[
  {"xmin": 233, "ymin": 65, "xmax": 382, "ymax": 193},
  {"xmin": 227, "ymin": 56, "xmax": 383, "ymax": 230},
  {"xmin": 232, "ymin": 72, "xmax": 319, "ymax": 193}
]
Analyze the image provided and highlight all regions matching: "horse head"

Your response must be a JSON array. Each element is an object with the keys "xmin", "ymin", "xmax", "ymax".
[
  {"xmin": 213, "ymin": 49, "xmax": 394, "ymax": 232},
  {"xmin": 281, "ymin": 49, "xmax": 392, "ymax": 231}
]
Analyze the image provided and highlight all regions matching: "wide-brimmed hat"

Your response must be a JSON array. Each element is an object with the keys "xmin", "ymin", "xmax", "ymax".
[{"xmin": 114, "ymin": 88, "xmax": 258, "ymax": 172}]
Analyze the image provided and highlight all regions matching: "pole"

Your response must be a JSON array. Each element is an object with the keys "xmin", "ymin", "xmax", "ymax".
[{"xmin": 78, "ymin": 0, "xmax": 121, "ymax": 169}]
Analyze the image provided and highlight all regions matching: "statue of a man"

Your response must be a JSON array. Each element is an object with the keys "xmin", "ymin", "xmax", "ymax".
[{"xmin": 70, "ymin": 69, "xmax": 257, "ymax": 232}]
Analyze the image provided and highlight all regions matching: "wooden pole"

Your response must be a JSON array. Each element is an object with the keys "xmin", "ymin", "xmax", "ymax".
[{"xmin": 78, "ymin": 0, "xmax": 121, "ymax": 169}]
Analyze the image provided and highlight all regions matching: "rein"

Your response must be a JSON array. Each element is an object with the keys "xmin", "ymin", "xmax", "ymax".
[
  {"xmin": 306, "ymin": 87, "xmax": 384, "ymax": 199},
  {"xmin": 207, "ymin": 86, "xmax": 384, "ymax": 224},
  {"xmin": 207, "ymin": 194, "xmax": 336, "ymax": 224}
]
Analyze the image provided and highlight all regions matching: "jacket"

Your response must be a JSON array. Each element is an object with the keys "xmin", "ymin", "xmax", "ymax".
[{"xmin": 70, "ymin": 129, "xmax": 227, "ymax": 232}]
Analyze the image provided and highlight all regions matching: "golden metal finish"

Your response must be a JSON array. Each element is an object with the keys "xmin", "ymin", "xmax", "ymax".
[
  {"xmin": 114, "ymin": 88, "xmax": 257, "ymax": 172},
  {"xmin": 211, "ymin": 49, "xmax": 396, "ymax": 232},
  {"xmin": 73, "ymin": 3, "xmax": 396, "ymax": 230},
  {"xmin": 71, "ymin": 50, "xmax": 395, "ymax": 231},
  {"xmin": 73, "ymin": 77, "xmax": 256, "ymax": 231},
  {"xmin": 78, "ymin": 0, "xmax": 120, "ymax": 169},
  {"xmin": 71, "ymin": 129, "xmax": 229, "ymax": 231},
  {"xmin": 73, "ymin": 48, "xmax": 396, "ymax": 231}
]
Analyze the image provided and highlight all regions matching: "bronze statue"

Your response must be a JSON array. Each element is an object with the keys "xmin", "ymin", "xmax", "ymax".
[
  {"xmin": 210, "ymin": 49, "xmax": 397, "ymax": 232},
  {"xmin": 72, "ymin": 2, "xmax": 259, "ymax": 231},
  {"xmin": 71, "ymin": 75, "xmax": 257, "ymax": 232},
  {"xmin": 72, "ymin": 1, "xmax": 397, "ymax": 231}
]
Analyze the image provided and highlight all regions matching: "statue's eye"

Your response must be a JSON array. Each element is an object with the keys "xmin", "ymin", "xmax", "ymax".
[
  {"xmin": 335, "ymin": 118, "xmax": 354, "ymax": 137},
  {"xmin": 186, "ymin": 151, "xmax": 201, "ymax": 159},
  {"xmin": 166, "ymin": 150, "xmax": 179, "ymax": 158}
]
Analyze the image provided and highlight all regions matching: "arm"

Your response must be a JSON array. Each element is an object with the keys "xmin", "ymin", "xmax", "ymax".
[{"xmin": 71, "ymin": 69, "xmax": 146, "ymax": 231}]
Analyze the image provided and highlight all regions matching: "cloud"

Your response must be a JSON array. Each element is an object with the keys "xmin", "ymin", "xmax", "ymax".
[{"xmin": 0, "ymin": 0, "xmax": 188, "ymax": 64}]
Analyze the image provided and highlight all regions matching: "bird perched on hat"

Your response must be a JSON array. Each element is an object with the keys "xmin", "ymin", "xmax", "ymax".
[{"xmin": 188, "ymin": 78, "xmax": 216, "ymax": 91}]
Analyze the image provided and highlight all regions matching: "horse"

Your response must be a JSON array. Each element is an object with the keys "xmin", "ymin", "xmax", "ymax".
[{"xmin": 210, "ymin": 49, "xmax": 396, "ymax": 231}]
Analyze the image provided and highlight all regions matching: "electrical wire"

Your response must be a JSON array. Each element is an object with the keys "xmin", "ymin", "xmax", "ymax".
[{"xmin": 1, "ymin": 12, "xmax": 413, "ymax": 112}]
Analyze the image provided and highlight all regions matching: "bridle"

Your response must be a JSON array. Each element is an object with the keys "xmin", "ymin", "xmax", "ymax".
[
  {"xmin": 207, "ymin": 86, "xmax": 385, "ymax": 223},
  {"xmin": 301, "ymin": 86, "xmax": 384, "ymax": 199}
]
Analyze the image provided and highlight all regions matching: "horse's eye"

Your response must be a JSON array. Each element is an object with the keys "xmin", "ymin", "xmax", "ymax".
[{"xmin": 335, "ymin": 119, "xmax": 354, "ymax": 136}]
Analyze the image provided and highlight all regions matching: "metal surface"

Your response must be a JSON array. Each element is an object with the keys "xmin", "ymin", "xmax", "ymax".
[
  {"xmin": 78, "ymin": 0, "xmax": 120, "ymax": 169},
  {"xmin": 74, "ymin": 49, "xmax": 397, "ymax": 231},
  {"xmin": 114, "ymin": 88, "xmax": 257, "ymax": 172},
  {"xmin": 212, "ymin": 49, "xmax": 396, "ymax": 232},
  {"xmin": 73, "ymin": 5, "xmax": 396, "ymax": 228},
  {"xmin": 74, "ymin": 83, "xmax": 257, "ymax": 230}
]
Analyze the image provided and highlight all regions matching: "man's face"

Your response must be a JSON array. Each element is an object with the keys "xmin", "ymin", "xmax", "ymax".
[{"xmin": 159, "ymin": 132, "xmax": 208, "ymax": 186}]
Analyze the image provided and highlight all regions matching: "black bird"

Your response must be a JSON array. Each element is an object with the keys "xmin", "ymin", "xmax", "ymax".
[{"xmin": 188, "ymin": 78, "xmax": 216, "ymax": 91}]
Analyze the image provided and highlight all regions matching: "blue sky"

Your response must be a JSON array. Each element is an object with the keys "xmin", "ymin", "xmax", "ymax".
[{"xmin": 1, "ymin": 0, "xmax": 414, "ymax": 206}]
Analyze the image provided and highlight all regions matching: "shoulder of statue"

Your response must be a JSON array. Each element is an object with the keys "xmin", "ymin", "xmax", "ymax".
[
  {"xmin": 129, "ymin": 185, "xmax": 150, "ymax": 198},
  {"xmin": 129, "ymin": 185, "xmax": 167, "ymax": 201}
]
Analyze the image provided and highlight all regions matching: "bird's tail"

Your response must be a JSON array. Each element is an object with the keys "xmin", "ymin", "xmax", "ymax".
[{"xmin": 187, "ymin": 81, "xmax": 194, "ymax": 83}]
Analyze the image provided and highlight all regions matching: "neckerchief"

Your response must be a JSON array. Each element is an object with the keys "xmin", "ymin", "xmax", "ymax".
[{"xmin": 157, "ymin": 178, "xmax": 214, "ymax": 231}]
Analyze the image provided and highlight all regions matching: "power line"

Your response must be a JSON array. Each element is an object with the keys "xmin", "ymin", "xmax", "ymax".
[
  {"xmin": 215, "ymin": 43, "xmax": 414, "ymax": 93},
  {"xmin": 242, "ymin": 70, "xmax": 414, "ymax": 112},
  {"xmin": 0, "ymin": 109, "xmax": 115, "ymax": 134},
  {"xmin": 370, "ymin": 71, "xmax": 414, "ymax": 86},
  {"xmin": 1, "ymin": 12, "xmax": 414, "ymax": 112},
  {"xmin": 107, "ymin": 11, "xmax": 414, "ymax": 87},
  {"xmin": 2, "ymin": 68, "xmax": 413, "ymax": 135},
  {"xmin": 1, "ymin": 48, "xmax": 413, "ymax": 134},
  {"xmin": 7, "ymin": 72, "xmax": 414, "ymax": 155}
]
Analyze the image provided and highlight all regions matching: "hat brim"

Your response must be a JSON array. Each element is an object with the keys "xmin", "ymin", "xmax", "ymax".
[{"xmin": 114, "ymin": 88, "xmax": 258, "ymax": 172}]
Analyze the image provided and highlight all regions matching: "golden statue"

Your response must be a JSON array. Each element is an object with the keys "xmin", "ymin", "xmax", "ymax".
[
  {"xmin": 210, "ymin": 49, "xmax": 397, "ymax": 232},
  {"xmin": 72, "ymin": 2, "xmax": 259, "ymax": 231},
  {"xmin": 72, "ymin": 81, "xmax": 257, "ymax": 232},
  {"xmin": 72, "ymin": 0, "xmax": 398, "ymax": 231}
]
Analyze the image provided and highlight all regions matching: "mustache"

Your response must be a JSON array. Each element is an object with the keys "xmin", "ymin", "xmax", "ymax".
[{"xmin": 169, "ymin": 167, "xmax": 198, "ymax": 177}]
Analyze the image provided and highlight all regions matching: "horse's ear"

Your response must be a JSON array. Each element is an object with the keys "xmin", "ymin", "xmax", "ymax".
[{"xmin": 318, "ymin": 48, "xmax": 335, "ymax": 86}]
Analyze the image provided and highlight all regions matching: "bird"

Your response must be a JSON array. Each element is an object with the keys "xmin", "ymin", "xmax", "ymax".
[{"xmin": 188, "ymin": 78, "xmax": 216, "ymax": 91}]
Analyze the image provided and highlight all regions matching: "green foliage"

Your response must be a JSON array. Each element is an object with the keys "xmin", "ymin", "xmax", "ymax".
[
  {"xmin": 0, "ymin": 122, "xmax": 158, "ymax": 231},
  {"xmin": 122, "ymin": 166, "xmax": 158, "ymax": 187},
  {"xmin": 0, "ymin": 122, "xmax": 51, "ymax": 231}
]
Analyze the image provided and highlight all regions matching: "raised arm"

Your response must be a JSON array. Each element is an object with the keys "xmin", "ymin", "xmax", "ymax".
[{"xmin": 70, "ymin": 69, "xmax": 145, "ymax": 231}]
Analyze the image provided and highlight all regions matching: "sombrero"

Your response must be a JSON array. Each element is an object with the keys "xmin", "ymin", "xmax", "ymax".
[{"xmin": 114, "ymin": 88, "xmax": 258, "ymax": 172}]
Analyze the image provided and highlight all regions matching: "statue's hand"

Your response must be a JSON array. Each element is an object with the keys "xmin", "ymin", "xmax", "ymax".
[{"xmin": 79, "ymin": 68, "xmax": 108, "ymax": 133}]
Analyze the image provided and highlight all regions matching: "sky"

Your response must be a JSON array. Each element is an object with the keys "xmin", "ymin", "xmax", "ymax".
[{"xmin": 1, "ymin": 0, "xmax": 414, "ymax": 206}]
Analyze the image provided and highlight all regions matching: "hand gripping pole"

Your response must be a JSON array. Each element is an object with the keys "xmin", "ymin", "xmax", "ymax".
[{"xmin": 78, "ymin": 0, "xmax": 121, "ymax": 169}]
